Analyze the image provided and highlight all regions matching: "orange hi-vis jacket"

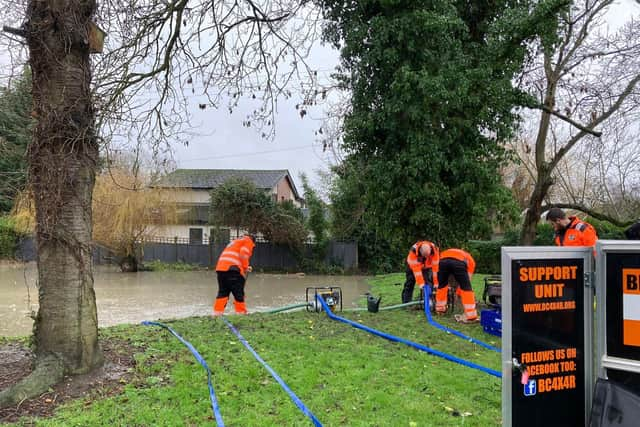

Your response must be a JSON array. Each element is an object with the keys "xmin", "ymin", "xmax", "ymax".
[
  {"xmin": 440, "ymin": 248, "xmax": 476, "ymax": 275},
  {"xmin": 215, "ymin": 236, "xmax": 255, "ymax": 276},
  {"xmin": 554, "ymin": 216, "xmax": 598, "ymax": 248},
  {"xmin": 407, "ymin": 241, "xmax": 440, "ymax": 287}
]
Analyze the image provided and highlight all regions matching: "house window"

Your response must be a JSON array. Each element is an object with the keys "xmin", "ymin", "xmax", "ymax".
[{"xmin": 189, "ymin": 228, "xmax": 203, "ymax": 245}]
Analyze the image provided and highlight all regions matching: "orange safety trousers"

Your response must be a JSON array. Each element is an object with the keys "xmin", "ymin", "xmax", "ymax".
[
  {"xmin": 435, "ymin": 287, "xmax": 477, "ymax": 319},
  {"xmin": 213, "ymin": 297, "xmax": 247, "ymax": 315},
  {"xmin": 213, "ymin": 270, "xmax": 248, "ymax": 315}
]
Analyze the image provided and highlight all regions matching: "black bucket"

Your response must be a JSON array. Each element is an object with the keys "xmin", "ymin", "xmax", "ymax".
[{"xmin": 367, "ymin": 295, "xmax": 382, "ymax": 313}]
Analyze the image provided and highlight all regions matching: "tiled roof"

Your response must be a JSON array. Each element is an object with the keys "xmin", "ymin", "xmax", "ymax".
[{"xmin": 153, "ymin": 169, "xmax": 300, "ymax": 199}]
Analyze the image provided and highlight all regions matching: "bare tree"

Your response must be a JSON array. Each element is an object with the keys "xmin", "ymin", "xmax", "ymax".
[
  {"xmin": 517, "ymin": 0, "xmax": 640, "ymax": 244},
  {"xmin": 553, "ymin": 115, "xmax": 640, "ymax": 221},
  {"xmin": 0, "ymin": 0, "xmax": 322, "ymax": 405}
]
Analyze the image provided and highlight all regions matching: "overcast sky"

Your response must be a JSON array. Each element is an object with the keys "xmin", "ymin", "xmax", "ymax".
[{"xmin": 166, "ymin": 0, "xmax": 638, "ymax": 191}]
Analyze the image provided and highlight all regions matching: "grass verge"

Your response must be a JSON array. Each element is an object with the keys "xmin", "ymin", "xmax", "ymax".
[{"xmin": 5, "ymin": 274, "xmax": 502, "ymax": 426}]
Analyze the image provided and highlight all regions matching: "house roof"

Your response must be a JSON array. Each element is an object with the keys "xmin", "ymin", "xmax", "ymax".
[{"xmin": 154, "ymin": 169, "xmax": 301, "ymax": 200}]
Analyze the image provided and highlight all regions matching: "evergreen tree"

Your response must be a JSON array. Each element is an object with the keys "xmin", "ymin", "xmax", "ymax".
[
  {"xmin": 0, "ymin": 70, "xmax": 32, "ymax": 213},
  {"xmin": 319, "ymin": 0, "xmax": 561, "ymax": 257}
]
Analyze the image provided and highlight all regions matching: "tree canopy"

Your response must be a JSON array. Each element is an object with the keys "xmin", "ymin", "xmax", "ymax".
[
  {"xmin": 209, "ymin": 177, "xmax": 307, "ymax": 246},
  {"xmin": 513, "ymin": 0, "xmax": 640, "ymax": 243},
  {"xmin": 320, "ymin": 0, "xmax": 551, "ymax": 261}
]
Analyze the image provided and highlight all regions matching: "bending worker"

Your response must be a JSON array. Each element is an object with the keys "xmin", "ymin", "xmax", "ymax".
[
  {"xmin": 213, "ymin": 234, "xmax": 256, "ymax": 316},
  {"xmin": 402, "ymin": 240, "xmax": 439, "ymax": 304},
  {"xmin": 435, "ymin": 248, "xmax": 478, "ymax": 323},
  {"xmin": 546, "ymin": 208, "xmax": 598, "ymax": 250}
]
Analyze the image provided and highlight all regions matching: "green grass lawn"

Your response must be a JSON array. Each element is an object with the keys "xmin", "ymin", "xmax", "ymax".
[{"xmin": 8, "ymin": 274, "xmax": 502, "ymax": 426}]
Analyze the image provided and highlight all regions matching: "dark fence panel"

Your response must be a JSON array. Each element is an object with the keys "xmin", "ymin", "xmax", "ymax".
[
  {"xmin": 15, "ymin": 236, "xmax": 36, "ymax": 262},
  {"xmin": 141, "ymin": 240, "xmax": 357, "ymax": 271},
  {"xmin": 16, "ymin": 237, "xmax": 358, "ymax": 271},
  {"xmin": 175, "ymin": 243, "xmax": 210, "ymax": 266},
  {"xmin": 327, "ymin": 241, "xmax": 358, "ymax": 270}
]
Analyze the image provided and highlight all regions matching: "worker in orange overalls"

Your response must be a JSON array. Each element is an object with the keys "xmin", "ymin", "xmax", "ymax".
[
  {"xmin": 435, "ymin": 248, "xmax": 478, "ymax": 323},
  {"xmin": 546, "ymin": 208, "xmax": 598, "ymax": 252},
  {"xmin": 402, "ymin": 240, "xmax": 440, "ymax": 304},
  {"xmin": 213, "ymin": 234, "xmax": 255, "ymax": 316}
]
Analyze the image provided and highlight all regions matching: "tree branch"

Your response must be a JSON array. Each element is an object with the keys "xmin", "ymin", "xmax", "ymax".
[
  {"xmin": 541, "ymin": 202, "xmax": 636, "ymax": 227},
  {"xmin": 536, "ymin": 104, "xmax": 602, "ymax": 137},
  {"xmin": 549, "ymin": 72, "xmax": 640, "ymax": 172},
  {"xmin": 2, "ymin": 25, "xmax": 26, "ymax": 38}
]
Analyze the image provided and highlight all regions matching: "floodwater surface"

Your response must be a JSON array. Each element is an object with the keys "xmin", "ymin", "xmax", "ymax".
[{"xmin": 0, "ymin": 262, "xmax": 371, "ymax": 337}]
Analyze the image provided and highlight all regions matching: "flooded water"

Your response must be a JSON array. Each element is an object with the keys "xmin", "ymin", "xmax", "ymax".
[{"xmin": 0, "ymin": 263, "xmax": 371, "ymax": 337}]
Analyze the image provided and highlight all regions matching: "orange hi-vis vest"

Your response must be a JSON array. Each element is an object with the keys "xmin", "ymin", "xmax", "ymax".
[
  {"xmin": 554, "ymin": 216, "xmax": 598, "ymax": 248},
  {"xmin": 215, "ymin": 236, "xmax": 255, "ymax": 276},
  {"xmin": 440, "ymin": 248, "xmax": 476, "ymax": 275},
  {"xmin": 407, "ymin": 240, "xmax": 440, "ymax": 287}
]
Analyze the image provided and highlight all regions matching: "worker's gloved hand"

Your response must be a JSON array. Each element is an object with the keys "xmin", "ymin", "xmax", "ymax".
[{"xmin": 247, "ymin": 266, "xmax": 253, "ymax": 273}]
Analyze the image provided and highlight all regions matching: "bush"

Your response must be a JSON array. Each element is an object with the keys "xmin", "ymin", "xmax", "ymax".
[
  {"xmin": 468, "ymin": 240, "xmax": 503, "ymax": 274},
  {"xmin": 144, "ymin": 260, "xmax": 201, "ymax": 272},
  {"xmin": 588, "ymin": 218, "xmax": 626, "ymax": 240},
  {"xmin": 0, "ymin": 216, "xmax": 21, "ymax": 259},
  {"xmin": 469, "ymin": 218, "xmax": 628, "ymax": 274}
]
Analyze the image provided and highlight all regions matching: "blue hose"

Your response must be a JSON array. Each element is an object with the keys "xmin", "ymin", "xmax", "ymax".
[
  {"xmin": 422, "ymin": 285, "xmax": 501, "ymax": 353},
  {"xmin": 141, "ymin": 321, "xmax": 224, "ymax": 427},
  {"xmin": 316, "ymin": 296, "xmax": 501, "ymax": 378},
  {"xmin": 221, "ymin": 317, "xmax": 323, "ymax": 427}
]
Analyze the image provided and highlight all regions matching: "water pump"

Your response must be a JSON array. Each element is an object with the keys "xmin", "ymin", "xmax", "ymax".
[{"xmin": 306, "ymin": 286, "xmax": 342, "ymax": 313}]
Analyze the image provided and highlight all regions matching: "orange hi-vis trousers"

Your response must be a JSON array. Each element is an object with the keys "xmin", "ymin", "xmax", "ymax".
[
  {"xmin": 213, "ymin": 297, "xmax": 247, "ymax": 315},
  {"xmin": 435, "ymin": 257, "xmax": 478, "ymax": 320},
  {"xmin": 435, "ymin": 287, "xmax": 477, "ymax": 319},
  {"xmin": 213, "ymin": 270, "xmax": 248, "ymax": 315}
]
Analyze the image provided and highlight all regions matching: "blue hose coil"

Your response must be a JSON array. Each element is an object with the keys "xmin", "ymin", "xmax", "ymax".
[
  {"xmin": 222, "ymin": 317, "xmax": 323, "ymax": 427},
  {"xmin": 316, "ymin": 295, "xmax": 501, "ymax": 378},
  {"xmin": 141, "ymin": 321, "xmax": 225, "ymax": 427},
  {"xmin": 422, "ymin": 285, "xmax": 501, "ymax": 353}
]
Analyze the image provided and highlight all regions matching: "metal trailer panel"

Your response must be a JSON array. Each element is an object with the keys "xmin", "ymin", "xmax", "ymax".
[
  {"xmin": 502, "ymin": 246, "xmax": 593, "ymax": 427},
  {"xmin": 595, "ymin": 240, "xmax": 640, "ymax": 378}
]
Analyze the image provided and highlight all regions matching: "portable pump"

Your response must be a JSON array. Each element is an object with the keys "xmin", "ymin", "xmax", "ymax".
[
  {"xmin": 306, "ymin": 287, "xmax": 342, "ymax": 313},
  {"xmin": 480, "ymin": 275, "xmax": 502, "ymax": 337}
]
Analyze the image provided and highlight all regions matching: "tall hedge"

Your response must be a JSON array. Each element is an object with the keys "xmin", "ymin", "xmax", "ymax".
[{"xmin": 468, "ymin": 219, "xmax": 624, "ymax": 274}]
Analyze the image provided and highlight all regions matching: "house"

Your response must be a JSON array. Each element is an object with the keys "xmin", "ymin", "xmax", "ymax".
[{"xmin": 150, "ymin": 169, "xmax": 304, "ymax": 244}]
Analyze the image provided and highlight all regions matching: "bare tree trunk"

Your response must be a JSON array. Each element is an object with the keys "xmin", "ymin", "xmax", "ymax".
[
  {"xmin": 519, "ymin": 57, "xmax": 556, "ymax": 245},
  {"xmin": 0, "ymin": 0, "xmax": 102, "ymax": 407},
  {"xmin": 520, "ymin": 174, "xmax": 553, "ymax": 245},
  {"xmin": 29, "ymin": 0, "xmax": 102, "ymax": 373}
]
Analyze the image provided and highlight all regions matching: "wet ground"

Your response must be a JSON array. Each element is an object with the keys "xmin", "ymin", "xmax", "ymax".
[
  {"xmin": 0, "ymin": 338, "xmax": 137, "ymax": 423},
  {"xmin": 0, "ymin": 262, "xmax": 371, "ymax": 337}
]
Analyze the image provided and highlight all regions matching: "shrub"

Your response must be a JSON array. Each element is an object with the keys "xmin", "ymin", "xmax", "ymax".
[
  {"xmin": 467, "ymin": 240, "xmax": 503, "ymax": 274},
  {"xmin": 0, "ymin": 216, "xmax": 21, "ymax": 259},
  {"xmin": 144, "ymin": 260, "xmax": 200, "ymax": 272},
  {"xmin": 588, "ymin": 218, "xmax": 626, "ymax": 240}
]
